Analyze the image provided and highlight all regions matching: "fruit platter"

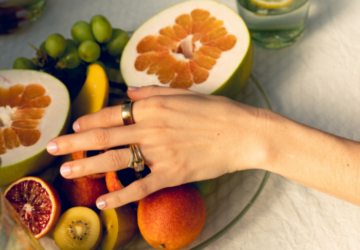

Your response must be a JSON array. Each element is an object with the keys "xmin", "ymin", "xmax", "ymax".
[{"xmin": 0, "ymin": 0, "xmax": 271, "ymax": 249}]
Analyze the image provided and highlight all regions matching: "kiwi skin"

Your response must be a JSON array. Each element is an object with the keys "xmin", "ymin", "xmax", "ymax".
[{"xmin": 53, "ymin": 206, "xmax": 103, "ymax": 250}]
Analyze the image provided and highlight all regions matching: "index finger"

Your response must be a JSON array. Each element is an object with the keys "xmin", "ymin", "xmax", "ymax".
[{"xmin": 73, "ymin": 85, "xmax": 199, "ymax": 133}]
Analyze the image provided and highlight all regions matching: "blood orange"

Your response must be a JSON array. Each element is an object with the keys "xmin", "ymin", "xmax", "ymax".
[
  {"xmin": 4, "ymin": 176, "xmax": 61, "ymax": 239},
  {"xmin": 121, "ymin": 0, "xmax": 253, "ymax": 99},
  {"xmin": 0, "ymin": 70, "xmax": 70, "ymax": 186}
]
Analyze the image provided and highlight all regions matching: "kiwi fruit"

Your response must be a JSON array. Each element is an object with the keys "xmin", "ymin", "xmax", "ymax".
[
  {"xmin": 99, "ymin": 204, "xmax": 138, "ymax": 250},
  {"xmin": 53, "ymin": 206, "xmax": 103, "ymax": 250}
]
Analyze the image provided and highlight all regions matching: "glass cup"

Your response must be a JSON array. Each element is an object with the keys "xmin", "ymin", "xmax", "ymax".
[
  {"xmin": 236, "ymin": 0, "xmax": 310, "ymax": 49},
  {"xmin": 0, "ymin": 0, "xmax": 46, "ymax": 34},
  {"xmin": 0, "ymin": 188, "xmax": 45, "ymax": 250}
]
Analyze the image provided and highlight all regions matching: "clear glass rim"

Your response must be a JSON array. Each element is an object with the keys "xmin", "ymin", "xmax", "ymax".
[{"xmin": 190, "ymin": 73, "xmax": 272, "ymax": 250}]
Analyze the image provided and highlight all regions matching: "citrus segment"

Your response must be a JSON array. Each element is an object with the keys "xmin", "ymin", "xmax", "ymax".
[
  {"xmin": 19, "ymin": 84, "xmax": 46, "ymax": 106},
  {"xmin": 191, "ymin": 9, "xmax": 210, "ymax": 34},
  {"xmin": 12, "ymin": 127, "xmax": 41, "ymax": 146},
  {"xmin": 159, "ymin": 26, "xmax": 181, "ymax": 42},
  {"xmin": 170, "ymin": 61, "xmax": 193, "ymax": 88},
  {"xmin": 157, "ymin": 35, "xmax": 178, "ymax": 51},
  {"xmin": 192, "ymin": 50, "xmax": 216, "ymax": 70},
  {"xmin": 0, "ymin": 87, "xmax": 10, "ymax": 107},
  {"xmin": 173, "ymin": 24, "xmax": 188, "ymax": 39},
  {"xmin": 189, "ymin": 61, "xmax": 209, "ymax": 84},
  {"xmin": 0, "ymin": 128, "xmax": 6, "ymax": 154},
  {"xmin": 12, "ymin": 109, "xmax": 45, "ymax": 120},
  {"xmin": 18, "ymin": 95, "xmax": 52, "ymax": 109},
  {"xmin": 137, "ymin": 35, "xmax": 168, "ymax": 53},
  {"xmin": 199, "ymin": 46, "xmax": 221, "ymax": 59},
  {"xmin": 175, "ymin": 14, "xmax": 192, "ymax": 34},
  {"xmin": 3, "ymin": 127, "xmax": 20, "ymax": 149},
  {"xmin": 135, "ymin": 52, "xmax": 167, "ymax": 71},
  {"xmin": 11, "ymin": 120, "xmax": 40, "ymax": 129}
]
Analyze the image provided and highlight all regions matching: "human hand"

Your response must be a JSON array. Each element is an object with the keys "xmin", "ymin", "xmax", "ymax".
[
  {"xmin": 47, "ymin": 86, "xmax": 270, "ymax": 209},
  {"xmin": 0, "ymin": 2, "xmax": 29, "ymax": 34}
]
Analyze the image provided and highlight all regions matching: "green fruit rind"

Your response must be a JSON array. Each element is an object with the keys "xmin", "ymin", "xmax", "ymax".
[
  {"xmin": 0, "ymin": 70, "xmax": 71, "ymax": 187},
  {"xmin": 211, "ymin": 42, "xmax": 253, "ymax": 99}
]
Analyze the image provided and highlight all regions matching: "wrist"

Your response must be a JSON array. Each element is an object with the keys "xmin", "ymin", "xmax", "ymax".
[{"xmin": 226, "ymin": 103, "xmax": 276, "ymax": 173}]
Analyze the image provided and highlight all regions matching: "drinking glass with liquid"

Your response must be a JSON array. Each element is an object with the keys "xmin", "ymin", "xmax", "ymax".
[
  {"xmin": 0, "ymin": 189, "xmax": 44, "ymax": 250},
  {"xmin": 0, "ymin": 0, "xmax": 46, "ymax": 34},
  {"xmin": 237, "ymin": 0, "xmax": 310, "ymax": 49}
]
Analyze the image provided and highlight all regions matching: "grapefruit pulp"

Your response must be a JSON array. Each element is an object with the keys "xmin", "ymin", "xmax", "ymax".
[
  {"xmin": 0, "ymin": 70, "xmax": 70, "ymax": 186},
  {"xmin": 121, "ymin": 0, "xmax": 253, "ymax": 99}
]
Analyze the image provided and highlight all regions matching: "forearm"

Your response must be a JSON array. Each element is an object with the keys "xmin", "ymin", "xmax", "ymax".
[{"xmin": 263, "ymin": 110, "xmax": 360, "ymax": 206}]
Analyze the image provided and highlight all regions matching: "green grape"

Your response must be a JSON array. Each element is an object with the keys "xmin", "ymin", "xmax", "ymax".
[
  {"xmin": 58, "ymin": 41, "xmax": 82, "ymax": 69},
  {"xmin": 39, "ymin": 41, "xmax": 46, "ymax": 53},
  {"xmin": 91, "ymin": 15, "xmax": 112, "ymax": 43},
  {"xmin": 86, "ymin": 61, "xmax": 108, "ymax": 76},
  {"xmin": 13, "ymin": 57, "xmax": 38, "ymax": 70},
  {"xmin": 78, "ymin": 40, "xmax": 101, "ymax": 63},
  {"xmin": 105, "ymin": 28, "xmax": 129, "ymax": 58},
  {"xmin": 65, "ymin": 39, "xmax": 78, "ymax": 48},
  {"xmin": 45, "ymin": 33, "xmax": 66, "ymax": 58},
  {"xmin": 71, "ymin": 21, "xmax": 95, "ymax": 44}
]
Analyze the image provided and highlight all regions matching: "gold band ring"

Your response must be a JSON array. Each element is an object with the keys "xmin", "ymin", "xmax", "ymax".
[
  {"xmin": 129, "ymin": 144, "xmax": 145, "ymax": 172},
  {"xmin": 121, "ymin": 101, "xmax": 134, "ymax": 125}
]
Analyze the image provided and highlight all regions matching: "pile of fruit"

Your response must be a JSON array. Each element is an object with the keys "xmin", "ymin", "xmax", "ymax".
[
  {"xmin": 12, "ymin": 14, "xmax": 129, "ymax": 100},
  {"xmin": 4, "ymin": 174, "xmax": 205, "ymax": 250},
  {"xmin": 1, "ymin": 0, "xmax": 256, "ymax": 248}
]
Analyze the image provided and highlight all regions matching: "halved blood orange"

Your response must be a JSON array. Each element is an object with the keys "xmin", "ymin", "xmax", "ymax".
[
  {"xmin": 121, "ymin": 0, "xmax": 253, "ymax": 99},
  {"xmin": 0, "ymin": 70, "xmax": 70, "ymax": 186},
  {"xmin": 4, "ymin": 176, "xmax": 61, "ymax": 239}
]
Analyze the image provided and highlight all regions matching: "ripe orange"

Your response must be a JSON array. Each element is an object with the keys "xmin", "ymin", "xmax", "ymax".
[
  {"xmin": 138, "ymin": 184, "xmax": 206, "ymax": 250},
  {"xmin": 4, "ymin": 176, "xmax": 61, "ymax": 239}
]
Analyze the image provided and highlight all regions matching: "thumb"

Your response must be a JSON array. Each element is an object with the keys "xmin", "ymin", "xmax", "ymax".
[{"xmin": 127, "ymin": 85, "xmax": 199, "ymax": 101}]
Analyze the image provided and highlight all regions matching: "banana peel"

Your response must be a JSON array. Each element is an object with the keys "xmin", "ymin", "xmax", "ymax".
[{"xmin": 71, "ymin": 64, "xmax": 109, "ymax": 121}]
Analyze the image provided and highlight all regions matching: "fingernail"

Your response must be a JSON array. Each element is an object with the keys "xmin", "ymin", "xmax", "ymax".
[
  {"xmin": 96, "ymin": 199, "xmax": 107, "ymax": 209},
  {"xmin": 128, "ymin": 86, "xmax": 139, "ymax": 91},
  {"xmin": 16, "ymin": 10, "xmax": 28, "ymax": 18},
  {"xmin": 73, "ymin": 121, "xmax": 80, "ymax": 132},
  {"xmin": 60, "ymin": 165, "xmax": 72, "ymax": 177},
  {"xmin": 18, "ymin": 20, "xmax": 30, "ymax": 28},
  {"xmin": 46, "ymin": 141, "xmax": 58, "ymax": 154},
  {"xmin": 0, "ymin": 0, "xmax": 8, "ymax": 4}
]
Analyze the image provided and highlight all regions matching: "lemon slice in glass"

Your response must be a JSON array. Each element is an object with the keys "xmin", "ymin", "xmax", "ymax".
[{"xmin": 250, "ymin": 0, "xmax": 294, "ymax": 8}]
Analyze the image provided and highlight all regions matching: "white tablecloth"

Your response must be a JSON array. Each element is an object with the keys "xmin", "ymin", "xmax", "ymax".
[{"xmin": 1, "ymin": 0, "xmax": 360, "ymax": 249}]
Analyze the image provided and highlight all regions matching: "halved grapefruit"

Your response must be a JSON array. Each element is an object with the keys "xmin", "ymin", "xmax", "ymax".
[
  {"xmin": 0, "ymin": 70, "xmax": 70, "ymax": 186},
  {"xmin": 120, "ymin": 0, "xmax": 253, "ymax": 99}
]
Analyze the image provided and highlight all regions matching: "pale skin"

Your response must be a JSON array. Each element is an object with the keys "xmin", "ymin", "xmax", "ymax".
[{"xmin": 46, "ymin": 85, "xmax": 360, "ymax": 209}]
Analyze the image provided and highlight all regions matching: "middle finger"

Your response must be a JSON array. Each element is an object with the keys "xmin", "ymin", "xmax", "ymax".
[
  {"xmin": 47, "ymin": 126, "xmax": 139, "ymax": 156},
  {"xmin": 60, "ymin": 148, "xmax": 132, "ymax": 178}
]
